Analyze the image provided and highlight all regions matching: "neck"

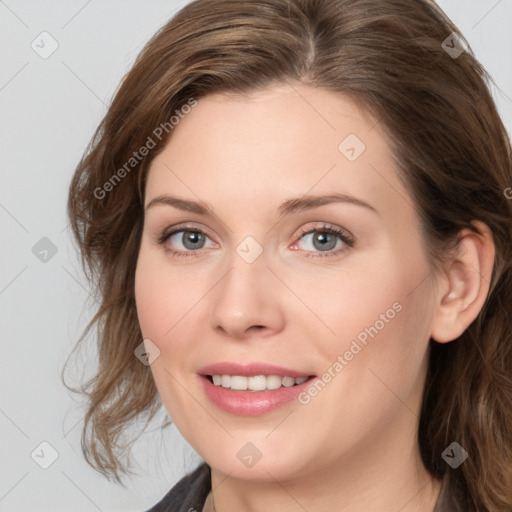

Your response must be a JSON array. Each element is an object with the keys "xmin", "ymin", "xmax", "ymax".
[
  {"xmin": 206, "ymin": 462, "xmax": 441, "ymax": 512},
  {"xmin": 204, "ymin": 417, "xmax": 442, "ymax": 512}
]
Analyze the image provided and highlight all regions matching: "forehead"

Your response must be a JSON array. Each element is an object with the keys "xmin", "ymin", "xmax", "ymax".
[{"xmin": 145, "ymin": 83, "xmax": 412, "ymax": 223}]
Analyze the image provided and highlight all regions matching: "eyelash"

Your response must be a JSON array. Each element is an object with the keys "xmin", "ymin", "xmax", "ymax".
[{"xmin": 156, "ymin": 223, "xmax": 355, "ymax": 259}]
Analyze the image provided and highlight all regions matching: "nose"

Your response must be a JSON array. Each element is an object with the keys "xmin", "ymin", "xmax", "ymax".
[{"xmin": 209, "ymin": 254, "xmax": 286, "ymax": 340}]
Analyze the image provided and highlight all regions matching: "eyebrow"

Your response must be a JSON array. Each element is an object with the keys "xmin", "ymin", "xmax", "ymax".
[{"xmin": 145, "ymin": 193, "xmax": 379, "ymax": 217}]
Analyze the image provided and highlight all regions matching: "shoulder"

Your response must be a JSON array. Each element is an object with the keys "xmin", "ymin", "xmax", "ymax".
[{"xmin": 144, "ymin": 462, "xmax": 211, "ymax": 512}]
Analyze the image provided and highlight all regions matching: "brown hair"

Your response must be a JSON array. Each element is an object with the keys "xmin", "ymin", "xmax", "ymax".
[{"xmin": 64, "ymin": 0, "xmax": 512, "ymax": 508}]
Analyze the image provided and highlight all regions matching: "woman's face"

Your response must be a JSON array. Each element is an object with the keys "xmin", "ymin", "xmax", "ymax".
[{"xmin": 135, "ymin": 83, "xmax": 439, "ymax": 482}]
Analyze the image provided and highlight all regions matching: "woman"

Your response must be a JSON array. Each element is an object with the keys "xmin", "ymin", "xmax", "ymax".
[{"xmin": 65, "ymin": 0, "xmax": 512, "ymax": 510}]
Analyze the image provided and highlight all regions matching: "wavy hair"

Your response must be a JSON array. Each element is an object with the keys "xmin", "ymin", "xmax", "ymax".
[{"xmin": 64, "ymin": 0, "xmax": 512, "ymax": 508}]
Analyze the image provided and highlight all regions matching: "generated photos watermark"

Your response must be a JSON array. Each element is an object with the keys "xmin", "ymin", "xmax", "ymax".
[
  {"xmin": 298, "ymin": 301, "xmax": 403, "ymax": 404},
  {"xmin": 94, "ymin": 97, "xmax": 197, "ymax": 200}
]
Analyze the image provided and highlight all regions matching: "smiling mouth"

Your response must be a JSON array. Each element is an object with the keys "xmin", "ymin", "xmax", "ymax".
[{"xmin": 205, "ymin": 374, "xmax": 315, "ymax": 391}]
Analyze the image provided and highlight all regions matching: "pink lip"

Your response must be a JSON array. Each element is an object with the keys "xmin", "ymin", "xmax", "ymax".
[
  {"xmin": 197, "ymin": 362, "xmax": 311, "ymax": 378},
  {"xmin": 197, "ymin": 362, "xmax": 316, "ymax": 416}
]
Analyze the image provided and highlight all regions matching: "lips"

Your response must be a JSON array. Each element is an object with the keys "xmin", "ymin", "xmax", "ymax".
[{"xmin": 197, "ymin": 362, "xmax": 317, "ymax": 416}]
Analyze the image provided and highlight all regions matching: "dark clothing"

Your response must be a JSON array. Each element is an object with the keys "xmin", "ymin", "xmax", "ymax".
[
  {"xmin": 147, "ymin": 463, "xmax": 211, "ymax": 512},
  {"xmin": 145, "ymin": 462, "xmax": 469, "ymax": 511}
]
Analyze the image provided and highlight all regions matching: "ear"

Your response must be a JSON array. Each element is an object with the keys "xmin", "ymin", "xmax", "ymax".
[{"xmin": 430, "ymin": 220, "xmax": 495, "ymax": 343}]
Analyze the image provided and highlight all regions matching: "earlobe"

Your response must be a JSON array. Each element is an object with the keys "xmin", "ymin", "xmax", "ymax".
[{"xmin": 430, "ymin": 221, "xmax": 495, "ymax": 344}]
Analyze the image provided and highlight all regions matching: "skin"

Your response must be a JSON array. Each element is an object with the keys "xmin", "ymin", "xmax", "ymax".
[{"xmin": 134, "ymin": 82, "xmax": 495, "ymax": 512}]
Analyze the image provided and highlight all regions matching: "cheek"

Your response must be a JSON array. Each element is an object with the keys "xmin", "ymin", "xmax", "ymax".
[
  {"xmin": 291, "ymin": 271, "xmax": 411, "ymax": 355},
  {"xmin": 134, "ymin": 247, "xmax": 185, "ymax": 350},
  {"xmin": 134, "ymin": 252, "xmax": 199, "ymax": 419},
  {"xmin": 310, "ymin": 245, "xmax": 434, "ymax": 378},
  {"xmin": 134, "ymin": 247, "xmax": 218, "ymax": 419},
  {"xmin": 134, "ymin": 263, "xmax": 167, "ymax": 342},
  {"xmin": 302, "ymin": 291, "xmax": 433, "ymax": 453},
  {"xmin": 135, "ymin": 247, "xmax": 203, "ymax": 343},
  {"xmin": 321, "ymin": 276, "xmax": 434, "ymax": 422}
]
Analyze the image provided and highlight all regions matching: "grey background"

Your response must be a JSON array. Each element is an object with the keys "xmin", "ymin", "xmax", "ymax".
[{"xmin": 1, "ymin": 1, "xmax": 511, "ymax": 511}]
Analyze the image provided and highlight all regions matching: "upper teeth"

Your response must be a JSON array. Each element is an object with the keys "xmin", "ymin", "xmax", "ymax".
[{"xmin": 211, "ymin": 374, "xmax": 308, "ymax": 391}]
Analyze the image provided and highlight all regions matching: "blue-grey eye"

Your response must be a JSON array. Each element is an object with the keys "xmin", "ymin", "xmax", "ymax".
[
  {"xmin": 170, "ymin": 230, "xmax": 208, "ymax": 250},
  {"xmin": 299, "ymin": 231, "xmax": 342, "ymax": 252}
]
